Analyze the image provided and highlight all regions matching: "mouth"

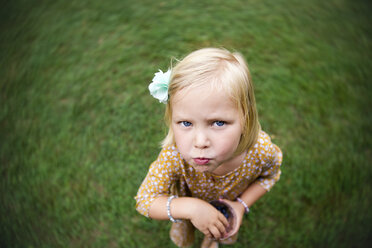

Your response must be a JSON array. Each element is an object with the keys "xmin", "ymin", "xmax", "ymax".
[{"xmin": 193, "ymin": 158, "xmax": 210, "ymax": 165}]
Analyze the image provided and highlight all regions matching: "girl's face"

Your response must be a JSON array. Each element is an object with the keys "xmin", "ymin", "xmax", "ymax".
[{"xmin": 171, "ymin": 85, "xmax": 244, "ymax": 174}]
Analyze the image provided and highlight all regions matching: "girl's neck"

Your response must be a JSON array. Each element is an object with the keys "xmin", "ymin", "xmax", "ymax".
[{"xmin": 210, "ymin": 150, "xmax": 247, "ymax": 176}]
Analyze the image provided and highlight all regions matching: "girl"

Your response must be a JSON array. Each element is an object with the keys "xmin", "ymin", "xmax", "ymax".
[{"xmin": 135, "ymin": 48, "xmax": 282, "ymax": 248}]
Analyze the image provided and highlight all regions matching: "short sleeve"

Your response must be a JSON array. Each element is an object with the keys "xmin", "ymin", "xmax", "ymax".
[
  {"xmin": 135, "ymin": 146, "xmax": 181, "ymax": 217},
  {"xmin": 256, "ymin": 137, "xmax": 283, "ymax": 191}
]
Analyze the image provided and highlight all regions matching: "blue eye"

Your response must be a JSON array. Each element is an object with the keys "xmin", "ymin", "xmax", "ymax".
[
  {"xmin": 181, "ymin": 121, "xmax": 192, "ymax": 127},
  {"xmin": 214, "ymin": 121, "xmax": 225, "ymax": 127}
]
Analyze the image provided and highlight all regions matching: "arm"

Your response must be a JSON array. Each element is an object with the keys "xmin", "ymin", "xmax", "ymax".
[
  {"xmin": 227, "ymin": 182, "xmax": 267, "ymax": 216},
  {"xmin": 219, "ymin": 182, "xmax": 267, "ymax": 237},
  {"xmin": 149, "ymin": 196, "xmax": 230, "ymax": 240},
  {"xmin": 220, "ymin": 140, "xmax": 283, "ymax": 236}
]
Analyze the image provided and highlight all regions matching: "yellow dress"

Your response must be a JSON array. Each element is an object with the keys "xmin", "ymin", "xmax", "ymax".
[{"xmin": 135, "ymin": 130, "xmax": 282, "ymax": 246}]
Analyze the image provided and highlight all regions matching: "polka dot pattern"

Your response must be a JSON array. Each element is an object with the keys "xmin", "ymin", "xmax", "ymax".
[{"xmin": 135, "ymin": 131, "xmax": 282, "ymax": 217}]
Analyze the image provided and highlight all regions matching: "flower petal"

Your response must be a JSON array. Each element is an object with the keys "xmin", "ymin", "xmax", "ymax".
[
  {"xmin": 148, "ymin": 69, "xmax": 171, "ymax": 104},
  {"xmin": 156, "ymin": 89, "xmax": 168, "ymax": 103}
]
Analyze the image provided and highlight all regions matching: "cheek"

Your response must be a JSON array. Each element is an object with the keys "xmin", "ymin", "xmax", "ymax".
[
  {"xmin": 172, "ymin": 126, "xmax": 182, "ymax": 143},
  {"xmin": 172, "ymin": 128, "xmax": 190, "ymax": 153},
  {"xmin": 218, "ymin": 130, "xmax": 242, "ymax": 154},
  {"xmin": 219, "ymin": 138, "xmax": 240, "ymax": 154}
]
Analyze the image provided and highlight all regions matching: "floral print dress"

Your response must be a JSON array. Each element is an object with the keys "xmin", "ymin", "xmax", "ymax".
[{"xmin": 135, "ymin": 130, "xmax": 282, "ymax": 246}]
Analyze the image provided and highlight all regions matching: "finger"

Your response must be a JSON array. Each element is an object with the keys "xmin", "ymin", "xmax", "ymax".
[
  {"xmin": 215, "ymin": 219, "xmax": 227, "ymax": 235},
  {"xmin": 204, "ymin": 230, "xmax": 213, "ymax": 239},
  {"xmin": 209, "ymin": 225, "xmax": 224, "ymax": 240},
  {"xmin": 218, "ymin": 212, "xmax": 229, "ymax": 227}
]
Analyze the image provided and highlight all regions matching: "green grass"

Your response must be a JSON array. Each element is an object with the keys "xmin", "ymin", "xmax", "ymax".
[{"xmin": 1, "ymin": 0, "xmax": 371, "ymax": 247}]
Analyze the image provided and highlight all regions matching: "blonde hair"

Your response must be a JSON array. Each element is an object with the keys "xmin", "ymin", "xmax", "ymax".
[{"xmin": 162, "ymin": 48, "xmax": 260, "ymax": 155}]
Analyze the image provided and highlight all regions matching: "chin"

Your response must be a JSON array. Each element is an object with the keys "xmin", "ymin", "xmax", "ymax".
[
  {"xmin": 192, "ymin": 164, "xmax": 210, "ymax": 173},
  {"xmin": 194, "ymin": 164, "xmax": 219, "ymax": 173},
  {"xmin": 194, "ymin": 166, "xmax": 210, "ymax": 173}
]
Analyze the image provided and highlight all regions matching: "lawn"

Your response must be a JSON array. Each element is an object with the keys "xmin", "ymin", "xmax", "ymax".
[{"xmin": 1, "ymin": 0, "xmax": 371, "ymax": 247}]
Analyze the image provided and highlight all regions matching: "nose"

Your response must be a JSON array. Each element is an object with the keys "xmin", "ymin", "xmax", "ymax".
[{"xmin": 193, "ymin": 128, "xmax": 210, "ymax": 149}]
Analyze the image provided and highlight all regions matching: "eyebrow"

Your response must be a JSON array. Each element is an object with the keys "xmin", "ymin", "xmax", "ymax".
[{"xmin": 172, "ymin": 115, "xmax": 234, "ymax": 123}]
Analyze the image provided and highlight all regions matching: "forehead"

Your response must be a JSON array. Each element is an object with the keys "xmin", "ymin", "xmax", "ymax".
[{"xmin": 171, "ymin": 84, "xmax": 240, "ymax": 118}]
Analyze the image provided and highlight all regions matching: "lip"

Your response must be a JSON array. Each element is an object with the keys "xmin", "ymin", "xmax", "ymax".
[{"xmin": 193, "ymin": 158, "xmax": 210, "ymax": 165}]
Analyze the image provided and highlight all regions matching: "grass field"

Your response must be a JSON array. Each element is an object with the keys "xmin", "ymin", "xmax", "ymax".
[{"xmin": 1, "ymin": 0, "xmax": 371, "ymax": 247}]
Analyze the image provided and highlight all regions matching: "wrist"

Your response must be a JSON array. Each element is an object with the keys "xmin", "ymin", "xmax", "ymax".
[
  {"xmin": 236, "ymin": 197, "xmax": 250, "ymax": 214},
  {"xmin": 169, "ymin": 197, "xmax": 201, "ymax": 220},
  {"xmin": 167, "ymin": 195, "xmax": 181, "ymax": 222},
  {"xmin": 235, "ymin": 201, "xmax": 246, "ymax": 216}
]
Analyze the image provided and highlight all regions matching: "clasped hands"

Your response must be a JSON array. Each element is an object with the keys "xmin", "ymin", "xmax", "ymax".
[{"xmin": 188, "ymin": 198, "xmax": 245, "ymax": 240}]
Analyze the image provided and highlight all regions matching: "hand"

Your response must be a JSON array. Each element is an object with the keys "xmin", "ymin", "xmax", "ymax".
[
  {"xmin": 218, "ymin": 198, "xmax": 245, "ymax": 238},
  {"xmin": 187, "ymin": 199, "xmax": 229, "ymax": 240}
]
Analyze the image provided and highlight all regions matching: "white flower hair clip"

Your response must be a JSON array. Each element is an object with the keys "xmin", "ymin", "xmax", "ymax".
[{"xmin": 148, "ymin": 69, "xmax": 171, "ymax": 104}]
